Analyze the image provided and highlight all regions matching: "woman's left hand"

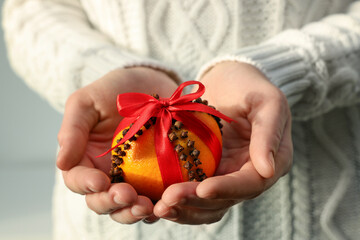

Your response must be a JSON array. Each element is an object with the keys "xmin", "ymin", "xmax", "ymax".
[{"xmin": 152, "ymin": 61, "xmax": 293, "ymax": 224}]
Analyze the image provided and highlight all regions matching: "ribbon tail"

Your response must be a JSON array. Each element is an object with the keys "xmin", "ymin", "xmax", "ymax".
[
  {"xmin": 155, "ymin": 109, "xmax": 184, "ymax": 189},
  {"xmin": 97, "ymin": 104, "xmax": 159, "ymax": 158},
  {"xmin": 97, "ymin": 117, "xmax": 136, "ymax": 157}
]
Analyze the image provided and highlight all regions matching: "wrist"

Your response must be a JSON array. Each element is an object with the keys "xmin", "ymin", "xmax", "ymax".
[{"xmin": 199, "ymin": 61, "xmax": 268, "ymax": 86}]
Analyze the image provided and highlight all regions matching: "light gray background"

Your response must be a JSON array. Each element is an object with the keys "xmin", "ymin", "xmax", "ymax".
[{"xmin": 1, "ymin": 0, "xmax": 62, "ymax": 239}]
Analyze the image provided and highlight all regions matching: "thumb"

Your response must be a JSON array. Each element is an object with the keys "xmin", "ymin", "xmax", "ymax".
[
  {"xmin": 57, "ymin": 93, "xmax": 98, "ymax": 170},
  {"xmin": 248, "ymin": 98, "xmax": 288, "ymax": 178}
]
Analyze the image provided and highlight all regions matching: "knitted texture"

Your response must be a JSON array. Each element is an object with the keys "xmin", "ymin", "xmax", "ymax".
[{"xmin": 2, "ymin": 0, "xmax": 360, "ymax": 239}]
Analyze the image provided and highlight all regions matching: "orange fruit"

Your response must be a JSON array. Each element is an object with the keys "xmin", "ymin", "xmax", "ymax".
[{"xmin": 109, "ymin": 101, "xmax": 223, "ymax": 201}]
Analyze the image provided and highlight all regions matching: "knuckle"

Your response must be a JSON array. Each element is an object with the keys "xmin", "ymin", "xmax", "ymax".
[
  {"xmin": 272, "ymin": 88, "xmax": 287, "ymax": 105},
  {"xmin": 65, "ymin": 91, "xmax": 80, "ymax": 108},
  {"xmin": 270, "ymin": 88, "xmax": 290, "ymax": 115}
]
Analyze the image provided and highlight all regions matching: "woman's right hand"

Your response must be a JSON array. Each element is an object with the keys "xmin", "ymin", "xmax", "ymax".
[{"xmin": 57, "ymin": 67, "xmax": 178, "ymax": 224}]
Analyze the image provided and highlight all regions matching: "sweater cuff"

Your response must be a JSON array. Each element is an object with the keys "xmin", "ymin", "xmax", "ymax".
[
  {"xmin": 80, "ymin": 46, "xmax": 183, "ymax": 87},
  {"xmin": 196, "ymin": 43, "xmax": 327, "ymax": 120}
]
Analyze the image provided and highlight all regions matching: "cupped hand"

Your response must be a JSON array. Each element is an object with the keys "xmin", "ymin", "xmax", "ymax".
[
  {"xmin": 57, "ymin": 67, "xmax": 178, "ymax": 224},
  {"xmin": 153, "ymin": 61, "xmax": 293, "ymax": 224}
]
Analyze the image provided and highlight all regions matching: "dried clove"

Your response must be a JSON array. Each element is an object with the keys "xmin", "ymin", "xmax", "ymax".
[
  {"xmin": 214, "ymin": 116, "xmax": 221, "ymax": 123},
  {"xmin": 168, "ymin": 132, "xmax": 178, "ymax": 142},
  {"xmin": 151, "ymin": 93, "xmax": 160, "ymax": 100},
  {"xmin": 113, "ymin": 156, "xmax": 123, "ymax": 165},
  {"xmin": 150, "ymin": 117, "xmax": 156, "ymax": 124},
  {"xmin": 193, "ymin": 98, "xmax": 202, "ymax": 103},
  {"xmin": 112, "ymin": 175, "xmax": 124, "ymax": 183},
  {"xmin": 174, "ymin": 144, "xmax": 184, "ymax": 153},
  {"xmin": 184, "ymin": 161, "xmax": 193, "ymax": 170},
  {"xmin": 144, "ymin": 122, "xmax": 152, "ymax": 129},
  {"xmin": 122, "ymin": 129, "xmax": 129, "ymax": 136},
  {"xmin": 118, "ymin": 150, "xmax": 126, "ymax": 157},
  {"xmin": 190, "ymin": 149, "xmax": 200, "ymax": 158},
  {"xmin": 129, "ymin": 135, "xmax": 137, "ymax": 142},
  {"xmin": 110, "ymin": 167, "xmax": 123, "ymax": 177},
  {"xmin": 180, "ymin": 131, "xmax": 188, "ymax": 138},
  {"xmin": 193, "ymin": 158, "xmax": 202, "ymax": 166},
  {"xmin": 196, "ymin": 168, "xmax": 203, "ymax": 176},
  {"xmin": 174, "ymin": 121, "xmax": 183, "ymax": 130},
  {"xmin": 113, "ymin": 167, "xmax": 123, "ymax": 176},
  {"xmin": 187, "ymin": 140, "xmax": 195, "ymax": 148},
  {"xmin": 188, "ymin": 170, "xmax": 195, "ymax": 178},
  {"xmin": 198, "ymin": 173, "xmax": 207, "ymax": 181},
  {"xmin": 179, "ymin": 153, "xmax": 187, "ymax": 161}
]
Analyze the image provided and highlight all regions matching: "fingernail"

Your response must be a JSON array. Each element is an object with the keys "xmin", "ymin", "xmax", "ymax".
[
  {"xmin": 143, "ymin": 215, "xmax": 159, "ymax": 224},
  {"xmin": 88, "ymin": 183, "xmax": 100, "ymax": 193},
  {"xmin": 88, "ymin": 186, "xmax": 97, "ymax": 193},
  {"xmin": 113, "ymin": 195, "xmax": 122, "ymax": 204},
  {"xmin": 168, "ymin": 197, "xmax": 186, "ymax": 206},
  {"xmin": 113, "ymin": 194, "xmax": 130, "ymax": 207},
  {"xmin": 162, "ymin": 208, "xmax": 178, "ymax": 219}
]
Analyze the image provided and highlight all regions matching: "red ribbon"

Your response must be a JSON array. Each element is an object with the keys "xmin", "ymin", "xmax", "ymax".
[{"xmin": 99, "ymin": 81, "xmax": 233, "ymax": 189}]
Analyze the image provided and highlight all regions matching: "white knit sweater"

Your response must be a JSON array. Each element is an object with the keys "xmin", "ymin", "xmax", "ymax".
[{"xmin": 3, "ymin": 0, "xmax": 360, "ymax": 239}]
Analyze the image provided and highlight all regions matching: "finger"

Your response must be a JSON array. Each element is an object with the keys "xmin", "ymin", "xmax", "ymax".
[
  {"xmin": 110, "ymin": 196, "xmax": 154, "ymax": 224},
  {"xmin": 154, "ymin": 200, "xmax": 227, "ymax": 224},
  {"xmin": 85, "ymin": 183, "xmax": 138, "ymax": 214},
  {"xmin": 180, "ymin": 195, "xmax": 237, "ymax": 210},
  {"xmin": 249, "ymin": 92, "xmax": 289, "ymax": 178},
  {"xmin": 62, "ymin": 166, "xmax": 110, "ymax": 194},
  {"xmin": 160, "ymin": 182, "xmax": 199, "ymax": 206},
  {"xmin": 160, "ymin": 182, "xmax": 236, "ymax": 210},
  {"xmin": 196, "ymin": 161, "xmax": 269, "ymax": 200},
  {"xmin": 57, "ymin": 92, "xmax": 99, "ymax": 170}
]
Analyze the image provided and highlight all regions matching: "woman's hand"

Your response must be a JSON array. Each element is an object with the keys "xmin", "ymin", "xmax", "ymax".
[
  {"xmin": 153, "ymin": 61, "xmax": 293, "ymax": 224},
  {"xmin": 57, "ymin": 67, "xmax": 178, "ymax": 224}
]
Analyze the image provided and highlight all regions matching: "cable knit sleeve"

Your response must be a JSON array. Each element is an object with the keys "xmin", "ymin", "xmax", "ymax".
[
  {"xmin": 2, "ymin": 0, "xmax": 180, "ymax": 112},
  {"xmin": 197, "ymin": 1, "xmax": 360, "ymax": 121}
]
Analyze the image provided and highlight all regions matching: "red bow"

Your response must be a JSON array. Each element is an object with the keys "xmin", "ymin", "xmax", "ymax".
[{"xmin": 100, "ymin": 81, "xmax": 233, "ymax": 188}]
